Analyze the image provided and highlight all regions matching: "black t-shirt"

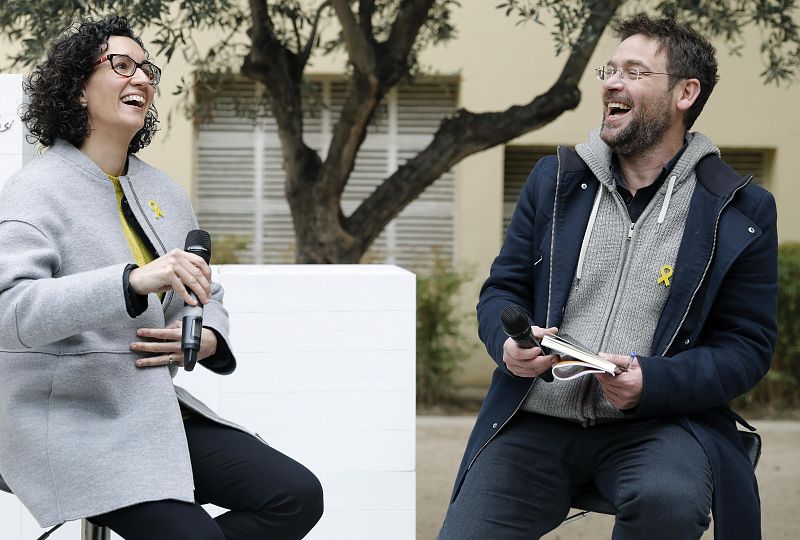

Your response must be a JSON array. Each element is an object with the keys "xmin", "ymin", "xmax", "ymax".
[{"xmin": 610, "ymin": 144, "xmax": 687, "ymax": 222}]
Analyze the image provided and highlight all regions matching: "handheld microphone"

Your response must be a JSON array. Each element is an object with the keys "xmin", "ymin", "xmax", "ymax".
[
  {"xmin": 499, "ymin": 304, "xmax": 553, "ymax": 382},
  {"xmin": 182, "ymin": 229, "xmax": 212, "ymax": 371}
]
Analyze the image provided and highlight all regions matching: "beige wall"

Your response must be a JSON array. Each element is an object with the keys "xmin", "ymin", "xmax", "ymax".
[{"xmin": 2, "ymin": 5, "xmax": 798, "ymax": 388}]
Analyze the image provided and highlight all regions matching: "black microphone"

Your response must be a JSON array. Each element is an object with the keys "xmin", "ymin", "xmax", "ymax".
[
  {"xmin": 182, "ymin": 229, "xmax": 212, "ymax": 371},
  {"xmin": 499, "ymin": 304, "xmax": 553, "ymax": 382}
]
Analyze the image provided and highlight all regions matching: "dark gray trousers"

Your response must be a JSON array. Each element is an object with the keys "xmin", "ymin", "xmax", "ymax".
[{"xmin": 438, "ymin": 412, "xmax": 712, "ymax": 540}]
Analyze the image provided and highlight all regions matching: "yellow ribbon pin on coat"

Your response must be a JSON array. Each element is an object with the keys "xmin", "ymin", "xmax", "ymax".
[
  {"xmin": 657, "ymin": 265, "xmax": 674, "ymax": 287},
  {"xmin": 148, "ymin": 200, "xmax": 165, "ymax": 219}
]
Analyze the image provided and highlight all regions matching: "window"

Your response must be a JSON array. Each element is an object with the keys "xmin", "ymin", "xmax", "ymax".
[
  {"xmin": 195, "ymin": 77, "xmax": 458, "ymax": 272},
  {"xmin": 502, "ymin": 145, "xmax": 557, "ymax": 237},
  {"xmin": 720, "ymin": 148, "xmax": 772, "ymax": 186}
]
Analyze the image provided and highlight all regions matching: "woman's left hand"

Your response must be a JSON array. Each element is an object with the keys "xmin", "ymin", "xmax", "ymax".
[{"xmin": 131, "ymin": 320, "xmax": 218, "ymax": 368}]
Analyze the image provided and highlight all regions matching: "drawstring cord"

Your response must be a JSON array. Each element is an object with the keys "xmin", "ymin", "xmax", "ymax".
[
  {"xmin": 657, "ymin": 175, "xmax": 678, "ymax": 224},
  {"xmin": 576, "ymin": 187, "xmax": 604, "ymax": 283}
]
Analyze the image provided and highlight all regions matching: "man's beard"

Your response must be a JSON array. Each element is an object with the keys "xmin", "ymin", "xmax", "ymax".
[{"xmin": 600, "ymin": 92, "xmax": 671, "ymax": 156}]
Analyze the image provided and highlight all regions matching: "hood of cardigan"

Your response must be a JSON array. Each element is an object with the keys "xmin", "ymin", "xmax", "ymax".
[
  {"xmin": 569, "ymin": 129, "xmax": 720, "ymax": 293},
  {"xmin": 575, "ymin": 128, "xmax": 720, "ymax": 195}
]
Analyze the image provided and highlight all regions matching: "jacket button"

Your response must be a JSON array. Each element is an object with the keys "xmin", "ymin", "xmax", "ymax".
[
  {"xmin": 492, "ymin": 422, "xmax": 498, "ymax": 428},
  {"xmin": 581, "ymin": 183, "xmax": 588, "ymax": 189},
  {"xmin": 748, "ymin": 227, "xmax": 755, "ymax": 234},
  {"xmin": 684, "ymin": 338, "xmax": 690, "ymax": 346}
]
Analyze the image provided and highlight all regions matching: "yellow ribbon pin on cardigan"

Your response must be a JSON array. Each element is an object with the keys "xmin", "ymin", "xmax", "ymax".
[
  {"xmin": 148, "ymin": 200, "xmax": 165, "ymax": 219},
  {"xmin": 657, "ymin": 265, "xmax": 674, "ymax": 287}
]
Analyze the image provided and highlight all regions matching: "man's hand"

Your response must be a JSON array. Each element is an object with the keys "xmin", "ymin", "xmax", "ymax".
[
  {"xmin": 502, "ymin": 326, "xmax": 560, "ymax": 378},
  {"xmin": 131, "ymin": 320, "xmax": 218, "ymax": 368},
  {"xmin": 595, "ymin": 353, "xmax": 642, "ymax": 410}
]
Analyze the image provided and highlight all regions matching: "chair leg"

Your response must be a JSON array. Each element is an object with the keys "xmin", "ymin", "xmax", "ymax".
[
  {"xmin": 81, "ymin": 519, "xmax": 110, "ymax": 540},
  {"xmin": 562, "ymin": 509, "xmax": 593, "ymax": 524}
]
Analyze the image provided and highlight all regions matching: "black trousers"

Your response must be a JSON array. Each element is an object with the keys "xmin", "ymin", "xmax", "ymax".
[
  {"xmin": 438, "ymin": 412, "xmax": 712, "ymax": 539},
  {"xmin": 90, "ymin": 417, "xmax": 324, "ymax": 540}
]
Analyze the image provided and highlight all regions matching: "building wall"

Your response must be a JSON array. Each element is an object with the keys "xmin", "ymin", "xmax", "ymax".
[{"xmin": 1, "ymin": 3, "xmax": 798, "ymax": 388}]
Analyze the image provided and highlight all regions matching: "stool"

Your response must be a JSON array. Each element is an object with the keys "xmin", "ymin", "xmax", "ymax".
[
  {"xmin": 0, "ymin": 473, "xmax": 110, "ymax": 540},
  {"xmin": 564, "ymin": 430, "xmax": 762, "ymax": 524}
]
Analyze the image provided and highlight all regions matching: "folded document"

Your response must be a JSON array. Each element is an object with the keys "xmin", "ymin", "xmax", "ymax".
[{"xmin": 541, "ymin": 332, "xmax": 619, "ymax": 381}]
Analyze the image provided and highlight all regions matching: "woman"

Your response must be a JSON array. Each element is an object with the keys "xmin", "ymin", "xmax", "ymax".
[{"xmin": 0, "ymin": 15, "xmax": 322, "ymax": 540}]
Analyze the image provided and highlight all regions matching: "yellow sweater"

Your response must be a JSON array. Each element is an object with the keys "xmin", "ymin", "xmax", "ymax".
[{"xmin": 107, "ymin": 175, "xmax": 155, "ymax": 267}]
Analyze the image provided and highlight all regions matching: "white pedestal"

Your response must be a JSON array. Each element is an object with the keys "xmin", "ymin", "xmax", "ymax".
[
  {"xmin": 0, "ymin": 74, "xmax": 34, "ymax": 193},
  {"xmin": 0, "ymin": 264, "xmax": 417, "ymax": 539}
]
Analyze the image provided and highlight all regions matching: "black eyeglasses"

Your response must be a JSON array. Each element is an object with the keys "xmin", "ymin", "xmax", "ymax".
[{"xmin": 92, "ymin": 54, "xmax": 161, "ymax": 86}]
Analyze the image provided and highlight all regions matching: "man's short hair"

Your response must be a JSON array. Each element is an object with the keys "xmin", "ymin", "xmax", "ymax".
[{"xmin": 615, "ymin": 13, "xmax": 719, "ymax": 129}]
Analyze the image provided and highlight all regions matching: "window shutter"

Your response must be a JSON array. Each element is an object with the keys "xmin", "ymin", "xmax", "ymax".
[
  {"xmin": 196, "ymin": 79, "xmax": 260, "ymax": 262},
  {"xmin": 393, "ymin": 81, "xmax": 457, "ymax": 272},
  {"xmin": 720, "ymin": 148, "xmax": 771, "ymax": 186},
  {"xmin": 503, "ymin": 146, "xmax": 557, "ymax": 237}
]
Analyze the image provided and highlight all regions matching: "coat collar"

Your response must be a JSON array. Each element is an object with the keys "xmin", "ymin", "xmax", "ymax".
[
  {"xmin": 49, "ymin": 139, "xmax": 144, "ymax": 181},
  {"xmin": 650, "ymin": 155, "xmax": 752, "ymax": 354},
  {"xmin": 547, "ymin": 146, "xmax": 598, "ymax": 327}
]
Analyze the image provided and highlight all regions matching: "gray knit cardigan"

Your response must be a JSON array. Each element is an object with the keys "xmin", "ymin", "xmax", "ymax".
[{"xmin": 0, "ymin": 140, "xmax": 251, "ymax": 526}]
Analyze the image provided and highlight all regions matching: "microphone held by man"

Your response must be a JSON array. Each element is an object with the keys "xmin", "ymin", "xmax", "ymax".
[{"xmin": 500, "ymin": 304, "xmax": 554, "ymax": 382}]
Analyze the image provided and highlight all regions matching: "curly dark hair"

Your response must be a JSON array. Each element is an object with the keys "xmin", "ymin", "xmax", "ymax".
[
  {"xmin": 615, "ymin": 14, "xmax": 719, "ymax": 130},
  {"xmin": 21, "ymin": 14, "xmax": 159, "ymax": 153}
]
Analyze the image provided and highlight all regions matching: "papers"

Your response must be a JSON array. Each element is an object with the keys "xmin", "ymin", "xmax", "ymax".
[{"xmin": 541, "ymin": 332, "xmax": 619, "ymax": 381}]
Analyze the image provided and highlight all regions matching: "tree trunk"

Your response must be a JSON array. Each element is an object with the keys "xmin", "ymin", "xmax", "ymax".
[{"xmin": 288, "ymin": 167, "xmax": 364, "ymax": 264}]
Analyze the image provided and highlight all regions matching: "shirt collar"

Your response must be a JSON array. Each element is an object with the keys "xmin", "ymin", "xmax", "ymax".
[{"xmin": 610, "ymin": 142, "xmax": 688, "ymax": 192}]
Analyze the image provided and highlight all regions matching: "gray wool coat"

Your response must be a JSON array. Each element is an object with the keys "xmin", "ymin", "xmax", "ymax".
[{"xmin": 0, "ymin": 140, "xmax": 253, "ymax": 527}]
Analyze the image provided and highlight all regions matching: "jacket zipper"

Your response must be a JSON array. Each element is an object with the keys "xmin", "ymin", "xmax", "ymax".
[
  {"xmin": 659, "ymin": 176, "xmax": 752, "ymax": 355},
  {"xmin": 580, "ymin": 191, "xmax": 633, "ymax": 424},
  {"xmin": 598, "ymin": 191, "xmax": 635, "ymax": 342},
  {"xmin": 467, "ymin": 146, "xmax": 565, "ymax": 472},
  {"xmin": 545, "ymin": 146, "xmax": 563, "ymax": 329},
  {"xmin": 123, "ymin": 178, "xmax": 175, "ymax": 313}
]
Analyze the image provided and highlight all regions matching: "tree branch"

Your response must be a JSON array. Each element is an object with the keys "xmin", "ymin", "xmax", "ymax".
[
  {"xmin": 346, "ymin": 0, "xmax": 623, "ymax": 251},
  {"xmin": 299, "ymin": 1, "xmax": 332, "ymax": 69},
  {"xmin": 359, "ymin": 0, "xmax": 376, "ymax": 42},
  {"xmin": 320, "ymin": 0, "xmax": 390, "ymax": 202},
  {"xmin": 331, "ymin": 0, "xmax": 377, "ymax": 77},
  {"xmin": 557, "ymin": 0, "xmax": 619, "ymax": 87},
  {"xmin": 243, "ymin": 0, "xmax": 321, "ymax": 195},
  {"xmin": 290, "ymin": 11, "xmax": 302, "ymax": 54},
  {"xmin": 319, "ymin": 0, "xmax": 436, "ymax": 205},
  {"xmin": 247, "ymin": 0, "xmax": 274, "ymax": 62},
  {"xmin": 381, "ymin": 0, "xmax": 436, "ymax": 82}
]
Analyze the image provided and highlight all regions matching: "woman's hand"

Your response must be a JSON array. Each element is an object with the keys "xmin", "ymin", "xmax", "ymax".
[
  {"xmin": 131, "ymin": 320, "xmax": 218, "ymax": 368},
  {"xmin": 129, "ymin": 248, "xmax": 212, "ymax": 306}
]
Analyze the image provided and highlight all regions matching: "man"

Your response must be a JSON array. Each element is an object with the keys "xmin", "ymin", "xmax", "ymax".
[{"xmin": 438, "ymin": 14, "xmax": 777, "ymax": 540}]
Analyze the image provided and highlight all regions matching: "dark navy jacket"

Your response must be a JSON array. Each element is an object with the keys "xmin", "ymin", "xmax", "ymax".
[{"xmin": 452, "ymin": 146, "xmax": 778, "ymax": 539}]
